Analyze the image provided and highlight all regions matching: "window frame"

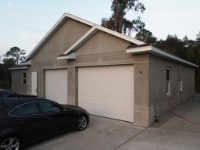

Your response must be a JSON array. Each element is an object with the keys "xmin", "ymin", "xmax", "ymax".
[
  {"xmin": 180, "ymin": 68, "xmax": 183, "ymax": 92},
  {"xmin": 22, "ymin": 72, "xmax": 27, "ymax": 84},
  {"xmin": 38, "ymin": 101, "xmax": 63, "ymax": 114},
  {"xmin": 9, "ymin": 102, "xmax": 40, "ymax": 117},
  {"xmin": 166, "ymin": 67, "xmax": 171, "ymax": 95}
]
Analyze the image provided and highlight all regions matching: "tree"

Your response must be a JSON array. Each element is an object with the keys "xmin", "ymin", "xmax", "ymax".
[
  {"xmin": 135, "ymin": 29, "xmax": 157, "ymax": 45},
  {"xmin": 0, "ymin": 58, "xmax": 15, "ymax": 89},
  {"xmin": 155, "ymin": 35, "xmax": 186, "ymax": 59},
  {"xmin": 4, "ymin": 47, "xmax": 26, "ymax": 65},
  {"xmin": 101, "ymin": 0, "xmax": 145, "ymax": 35},
  {"xmin": 3, "ymin": 58, "xmax": 16, "ymax": 68}
]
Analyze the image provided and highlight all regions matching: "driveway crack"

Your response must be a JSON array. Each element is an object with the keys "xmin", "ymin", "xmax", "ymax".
[{"xmin": 114, "ymin": 128, "xmax": 147, "ymax": 150}]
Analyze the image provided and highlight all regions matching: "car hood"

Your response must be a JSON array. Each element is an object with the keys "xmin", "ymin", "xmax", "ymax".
[
  {"xmin": 62, "ymin": 105, "xmax": 88, "ymax": 113},
  {"xmin": 19, "ymin": 94, "xmax": 37, "ymax": 97}
]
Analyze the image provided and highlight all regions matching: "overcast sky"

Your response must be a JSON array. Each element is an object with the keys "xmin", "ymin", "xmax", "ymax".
[{"xmin": 0, "ymin": 0, "xmax": 200, "ymax": 57}]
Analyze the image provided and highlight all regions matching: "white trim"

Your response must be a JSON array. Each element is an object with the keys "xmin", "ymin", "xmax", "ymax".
[
  {"xmin": 166, "ymin": 68, "xmax": 171, "ymax": 95},
  {"xmin": 19, "ymin": 60, "xmax": 32, "ymax": 65},
  {"xmin": 63, "ymin": 13, "xmax": 94, "ymax": 27},
  {"xmin": 25, "ymin": 13, "xmax": 145, "ymax": 61},
  {"xmin": 64, "ymin": 26, "xmax": 98, "ymax": 55},
  {"xmin": 180, "ymin": 80, "xmax": 183, "ymax": 92},
  {"xmin": 25, "ymin": 13, "xmax": 95, "ymax": 61},
  {"xmin": 57, "ymin": 53, "xmax": 76, "ymax": 60},
  {"xmin": 62, "ymin": 24, "xmax": 145, "ymax": 55},
  {"xmin": 22, "ymin": 72, "xmax": 27, "ymax": 84},
  {"xmin": 95, "ymin": 25, "xmax": 145, "ymax": 45},
  {"xmin": 9, "ymin": 67, "xmax": 28, "ymax": 70},
  {"xmin": 127, "ymin": 46, "xmax": 198, "ymax": 68}
]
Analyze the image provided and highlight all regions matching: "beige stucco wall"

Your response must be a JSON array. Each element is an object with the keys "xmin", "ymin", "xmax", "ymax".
[
  {"xmin": 75, "ymin": 31, "xmax": 133, "ymax": 65},
  {"xmin": 25, "ymin": 19, "xmax": 91, "ymax": 97},
  {"xmin": 68, "ymin": 31, "xmax": 136, "ymax": 106},
  {"xmin": 11, "ymin": 69, "xmax": 27, "ymax": 94},
  {"xmin": 149, "ymin": 55, "xmax": 195, "ymax": 117},
  {"xmin": 11, "ymin": 19, "xmax": 196, "ymax": 127},
  {"xmin": 72, "ymin": 31, "xmax": 154, "ymax": 126}
]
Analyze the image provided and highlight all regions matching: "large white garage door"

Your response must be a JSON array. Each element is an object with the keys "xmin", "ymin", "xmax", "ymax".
[
  {"xmin": 45, "ymin": 69, "xmax": 67, "ymax": 104},
  {"xmin": 78, "ymin": 65, "xmax": 134, "ymax": 122}
]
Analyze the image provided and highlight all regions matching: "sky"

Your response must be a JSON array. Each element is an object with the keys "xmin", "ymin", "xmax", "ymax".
[{"xmin": 0, "ymin": 0, "xmax": 200, "ymax": 58}]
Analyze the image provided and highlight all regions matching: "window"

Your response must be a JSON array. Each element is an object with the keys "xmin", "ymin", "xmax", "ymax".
[
  {"xmin": 166, "ymin": 68, "xmax": 170, "ymax": 95},
  {"xmin": 180, "ymin": 80, "xmax": 183, "ymax": 92},
  {"xmin": 180, "ymin": 68, "xmax": 183, "ymax": 92},
  {"xmin": 22, "ymin": 72, "xmax": 26, "ymax": 84},
  {"xmin": 39, "ymin": 102, "xmax": 62, "ymax": 113},
  {"xmin": 10, "ymin": 103, "xmax": 39, "ymax": 116}
]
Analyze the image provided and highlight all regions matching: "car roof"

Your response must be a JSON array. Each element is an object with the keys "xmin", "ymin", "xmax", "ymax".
[
  {"xmin": 0, "ymin": 97, "xmax": 52, "ymax": 109},
  {"xmin": 0, "ymin": 89, "xmax": 11, "ymax": 91}
]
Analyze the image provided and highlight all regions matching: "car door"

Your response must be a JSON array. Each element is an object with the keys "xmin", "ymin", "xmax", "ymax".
[
  {"xmin": 10, "ymin": 102, "xmax": 45, "ymax": 143},
  {"xmin": 38, "ymin": 101, "xmax": 71, "ymax": 136}
]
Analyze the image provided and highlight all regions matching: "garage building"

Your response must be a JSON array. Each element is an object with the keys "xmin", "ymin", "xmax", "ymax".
[{"xmin": 10, "ymin": 13, "xmax": 197, "ymax": 127}]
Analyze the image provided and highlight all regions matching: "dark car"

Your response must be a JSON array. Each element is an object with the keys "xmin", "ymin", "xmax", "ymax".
[
  {"xmin": 0, "ymin": 98, "xmax": 89, "ymax": 150},
  {"xmin": 0, "ymin": 89, "xmax": 37, "ymax": 99}
]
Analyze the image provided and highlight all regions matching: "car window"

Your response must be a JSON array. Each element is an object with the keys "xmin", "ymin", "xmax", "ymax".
[
  {"xmin": 10, "ymin": 102, "xmax": 39, "ymax": 116},
  {"xmin": 39, "ymin": 102, "xmax": 62, "ymax": 113}
]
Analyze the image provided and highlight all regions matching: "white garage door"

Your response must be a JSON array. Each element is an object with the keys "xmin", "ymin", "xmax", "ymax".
[
  {"xmin": 45, "ymin": 69, "xmax": 67, "ymax": 104},
  {"xmin": 78, "ymin": 65, "xmax": 134, "ymax": 122}
]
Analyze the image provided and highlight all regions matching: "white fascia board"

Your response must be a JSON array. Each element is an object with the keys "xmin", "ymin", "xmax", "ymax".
[
  {"xmin": 25, "ymin": 13, "xmax": 94, "ymax": 61},
  {"xmin": 151, "ymin": 46, "xmax": 198, "ymax": 68},
  {"xmin": 127, "ymin": 46, "xmax": 198, "ymax": 68},
  {"xmin": 57, "ymin": 53, "xmax": 76, "ymax": 60},
  {"xmin": 25, "ymin": 14, "xmax": 67, "ymax": 61},
  {"xmin": 63, "ymin": 13, "xmax": 95, "ymax": 27},
  {"xmin": 63, "ymin": 26, "xmax": 98, "ymax": 55},
  {"xmin": 95, "ymin": 25, "xmax": 145, "ymax": 45},
  {"xmin": 19, "ymin": 60, "xmax": 32, "ymax": 65},
  {"xmin": 9, "ymin": 67, "xmax": 28, "ymax": 70},
  {"xmin": 126, "ymin": 45, "xmax": 152, "ymax": 53},
  {"xmin": 63, "ymin": 24, "xmax": 145, "ymax": 55}
]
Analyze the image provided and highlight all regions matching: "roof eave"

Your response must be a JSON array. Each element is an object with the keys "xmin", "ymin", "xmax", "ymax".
[
  {"xmin": 25, "ymin": 13, "xmax": 95, "ymax": 61},
  {"xmin": 9, "ymin": 66, "xmax": 28, "ymax": 70},
  {"xmin": 57, "ymin": 53, "xmax": 76, "ymax": 60},
  {"xmin": 63, "ymin": 26, "xmax": 98, "ymax": 55},
  {"xmin": 127, "ymin": 46, "xmax": 198, "ymax": 68}
]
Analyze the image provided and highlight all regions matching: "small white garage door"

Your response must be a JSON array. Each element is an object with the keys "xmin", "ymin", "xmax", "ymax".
[
  {"xmin": 78, "ymin": 65, "xmax": 134, "ymax": 122},
  {"xmin": 45, "ymin": 69, "xmax": 67, "ymax": 104}
]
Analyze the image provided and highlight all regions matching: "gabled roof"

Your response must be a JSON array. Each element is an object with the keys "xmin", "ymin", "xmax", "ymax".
[
  {"xmin": 60, "ymin": 24, "xmax": 145, "ymax": 56},
  {"xmin": 25, "ymin": 13, "xmax": 145, "ymax": 61},
  {"xmin": 126, "ymin": 45, "xmax": 198, "ymax": 68},
  {"xmin": 25, "ymin": 13, "xmax": 95, "ymax": 61}
]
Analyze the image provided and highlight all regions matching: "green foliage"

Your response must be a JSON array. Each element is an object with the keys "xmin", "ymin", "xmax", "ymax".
[
  {"xmin": 0, "ymin": 46, "xmax": 25, "ymax": 89},
  {"xmin": 4, "ymin": 47, "xmax": 26, "ymax": 65},
  {"xmin": 102, "ymin": 0, "xmax": 145, "ymax": 35},
  {"xmin": 155, "ymin": 33, "xmax": 200, "ymax": 92},
  {"xmin": 135, "ymin": 29, "xmax": 157, "ymax": 45},
  {"xmin": 156, "ymin": 35, "xmax": 186, "ymax": 59},
  {"xmin": 3, "ymin": 58, "xmax": 16, "ymax": 68},
  {"xmin": 0, "ymin": 62, "xmax": 12, "ymax": 89}
]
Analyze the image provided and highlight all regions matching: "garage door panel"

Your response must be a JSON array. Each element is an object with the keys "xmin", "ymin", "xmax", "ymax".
[
  {"xmin": 45, "ymin": 69, "xmax": 67, "ymax": 104},
  {"xmin": 78, "ymin": 65, "xmax": 134, "ymax": 122}
]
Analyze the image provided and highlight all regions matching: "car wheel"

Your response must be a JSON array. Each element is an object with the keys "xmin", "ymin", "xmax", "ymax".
[
  {"xmin": 77, "ymin": 115, "xmax": 88, "ymax": 131},
  {"xmin": 0, "ymin": 136, "xmax": 21, "ymax": 150}
]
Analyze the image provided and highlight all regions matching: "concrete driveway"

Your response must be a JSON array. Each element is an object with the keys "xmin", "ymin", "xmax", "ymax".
[{"xmin": 26, "ymin": 97, "xmax": 200, "ymax": 150}]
